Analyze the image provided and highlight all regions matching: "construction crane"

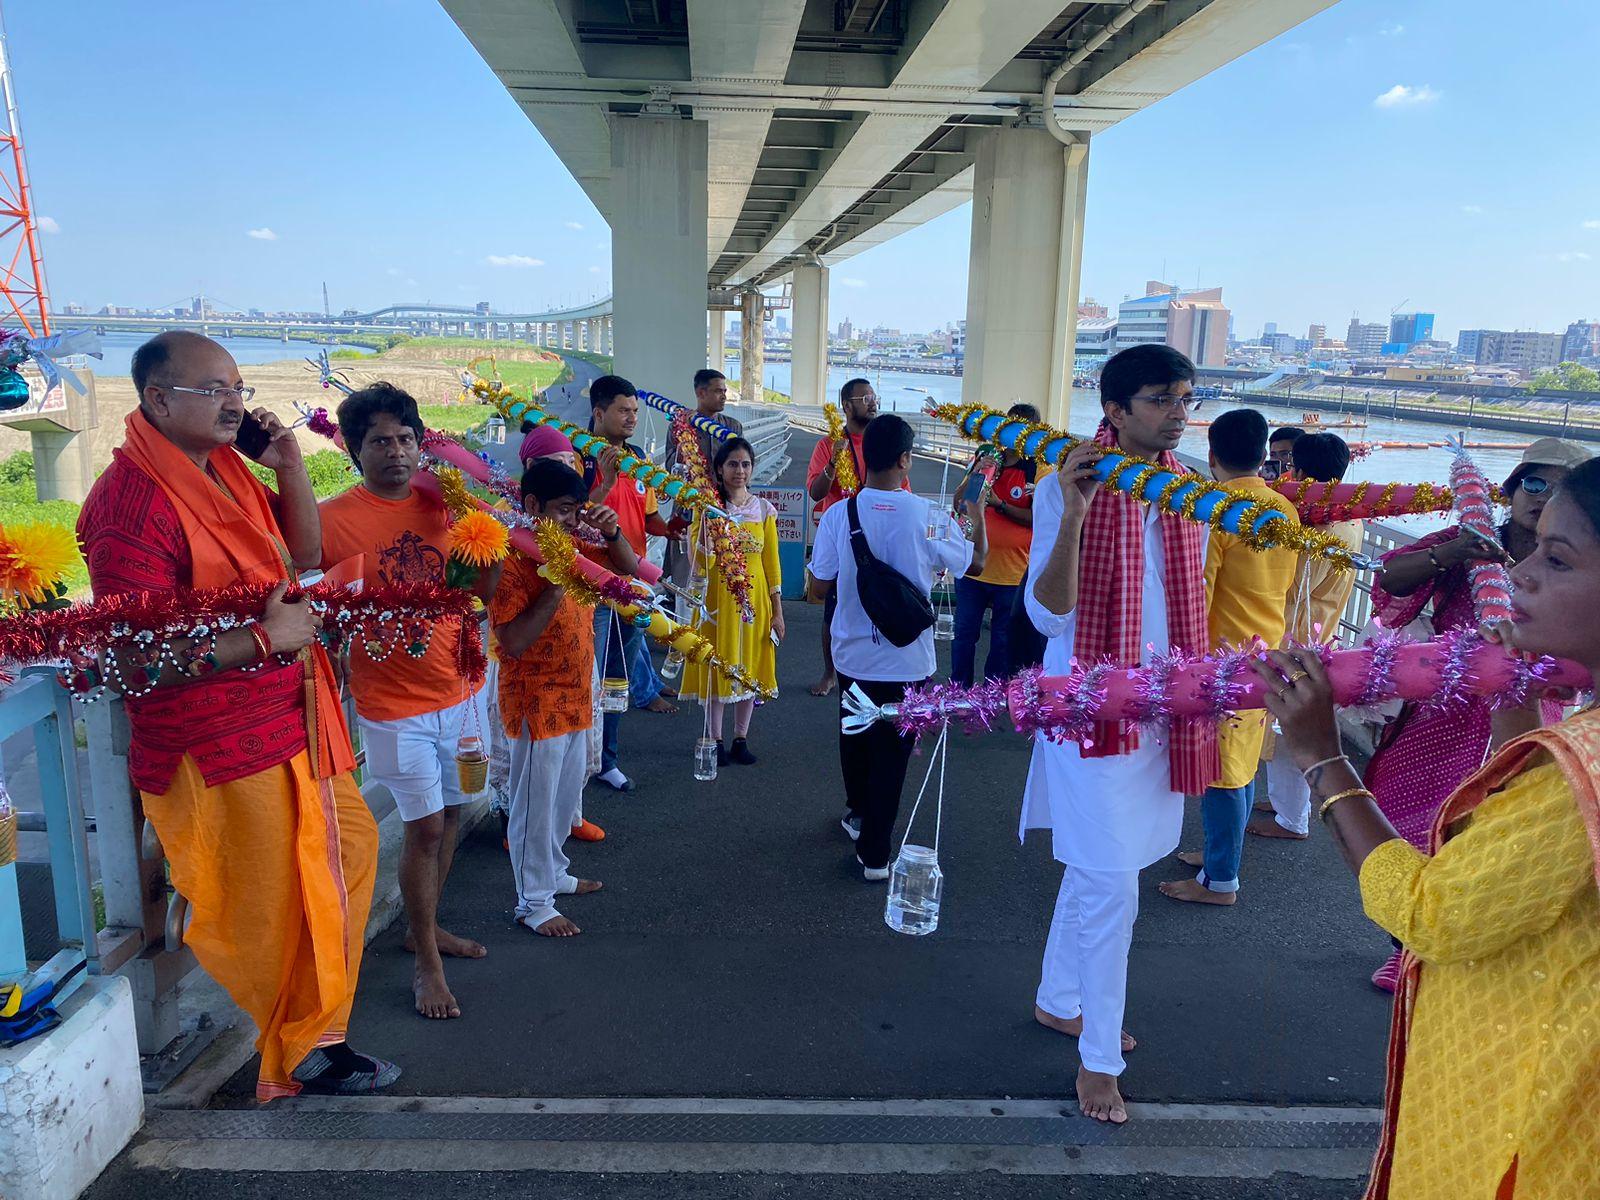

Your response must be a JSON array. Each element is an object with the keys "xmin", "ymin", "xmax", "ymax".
[{"xmin": 0, "ymin": 2, "xmax": 50, "ymax": 335}]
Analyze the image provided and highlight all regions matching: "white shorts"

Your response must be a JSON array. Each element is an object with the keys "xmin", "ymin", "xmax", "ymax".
[{"xmin": 358, "ymin": 686, "xmax": 490, "ymax": 824}]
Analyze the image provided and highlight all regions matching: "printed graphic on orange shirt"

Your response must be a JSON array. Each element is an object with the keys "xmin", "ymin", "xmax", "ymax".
[{"xmin": 376, "ymin": 530, "xmax": 445, "ymax": 586}]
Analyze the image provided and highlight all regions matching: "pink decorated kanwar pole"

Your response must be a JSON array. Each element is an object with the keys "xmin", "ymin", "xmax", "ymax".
[{"xmin": 1446, "ymin": 438, "xmax": 1513, "ymax": 624}]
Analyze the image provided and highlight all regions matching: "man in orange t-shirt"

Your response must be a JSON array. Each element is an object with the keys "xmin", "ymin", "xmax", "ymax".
[
  {"xmin": 950, "ymin": 402, "xmax": 1045, "ymax": 686},
  {"xmin": 320, "ymin": 383, "xmax": 501, "ymax": 1022},
  {"xmin": 492, "ymin": 459, "xmax": 637, "ymax": 937}
]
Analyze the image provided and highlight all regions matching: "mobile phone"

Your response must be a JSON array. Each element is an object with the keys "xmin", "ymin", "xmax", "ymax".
[
  {"xmin": 235, "ymin": 412, "xmax": 273, "ymax": 460},
  {"xmin": 962, "ymin": 461, "xmax": 996, "ymax": 506}
]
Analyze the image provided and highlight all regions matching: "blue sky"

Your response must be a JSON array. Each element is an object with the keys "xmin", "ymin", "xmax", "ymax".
[{"xmin": 12, "ymin": 0, "xmax": 1598, "ymax": 341}]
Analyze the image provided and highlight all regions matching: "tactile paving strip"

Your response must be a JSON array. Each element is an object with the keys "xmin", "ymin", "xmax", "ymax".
[{"xmin": 149, "ymin": 1108, "xmax": 1378, "ymax": 1150}]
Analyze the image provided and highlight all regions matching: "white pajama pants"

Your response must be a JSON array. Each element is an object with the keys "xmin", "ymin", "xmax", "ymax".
[
  {"xmin": 1036, "ymin": 863, "xmax": 1141, "ymax": 1077},
  {"xmin": 1265, "ymin": 753, "xmax": 1312, "ymax": 837},
  {"xmin": 506, "ymin": 728, "xmax": 589, "ymax": 928}
]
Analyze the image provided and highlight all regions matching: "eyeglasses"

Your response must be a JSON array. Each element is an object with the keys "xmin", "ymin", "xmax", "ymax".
[
  {"xmin": 165, "ymin": 384, "xmax": 257, "ymax": 405},
  {"xmin": 1138, "ymin": 392, "xmax": 1202, "ymax": 414},
  {"xmin": 1520, "ymin": 474, "xmax": 1551, "ymax": 496}
]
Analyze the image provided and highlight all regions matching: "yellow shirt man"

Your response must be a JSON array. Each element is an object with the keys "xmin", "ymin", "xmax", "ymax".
[{"xmin": 1203, "ymin": 476, "xmax": 1301, "ymax": 788}]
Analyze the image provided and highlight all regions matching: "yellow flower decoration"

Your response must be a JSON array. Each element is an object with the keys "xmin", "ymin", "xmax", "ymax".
[
  {"xmin": 0, "ymin": 522, "xmax": 81, "ymax": 607},
  {"xmin": 448, "ymin": 510, "xmax": 510, "ymax": 568}
]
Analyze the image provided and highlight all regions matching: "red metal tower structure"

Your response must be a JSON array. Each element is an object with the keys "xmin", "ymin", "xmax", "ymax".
[{"xmin": 0, "ymin": 7, "xmax": 49, "ymax": 336}]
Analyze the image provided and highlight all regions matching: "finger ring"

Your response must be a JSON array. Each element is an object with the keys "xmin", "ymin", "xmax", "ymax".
[
  {"xmin": 1284, "ymin": 670, "xmax": 1309, "ymax": 686},
  {"xmin": 1276, "ymin": 687, "xmax": 1291, "ymax": 701}
]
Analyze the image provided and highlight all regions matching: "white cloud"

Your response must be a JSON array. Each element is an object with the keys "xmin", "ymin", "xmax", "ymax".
[
  {"xmin": 404, "ymin": 278, "xmax": 419, "ymax": 288},
  {"xmin": 246, "ymin": 227, "xmax": 278, "ymax": 241},
  {"xmin": 564, "ymin": 220, "xmax": 585, "ymax": 231},
  {"xmin": 839, "ymin": 277, "xmax": 868, "ymax": 288},
  {"xmin": 1460, "ymin": 204, "xmax": 1484, "ymax": 215},
  {"xmin": 1556, "ymin": 251, "xmax": 1592, "ymax": 263},
  {"xmin": 1583, "ymin": 219, "xmax": 1600, "ymax": 230},
  {"xmin": 1373, "ymin": 84, "xmax": 1440, "ymax": 108},
  {"xmin": 484, "ymin": 254, "xmax": 544, "ymax": 268},
  {"xmin": 37, "ymin": 215, "xmax": 60, "ymax": 234},
  {"xmin": 588, "ymin": 265, "xmax": 604, "ymax": 274},
  {"xmin": 1378, "ymin": 22, "xmax": 1405, "ymax": 36}
]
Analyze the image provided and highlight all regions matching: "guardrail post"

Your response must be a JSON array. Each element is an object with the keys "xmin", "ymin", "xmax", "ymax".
[{"xmin": 85, "ymin": 696, "xmax": 192, "ymax": 1057}]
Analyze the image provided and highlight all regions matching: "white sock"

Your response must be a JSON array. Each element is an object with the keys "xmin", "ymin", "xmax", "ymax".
[{"xmin": 598, "ymin": 767, "xmax": 629, "ymax": 789}]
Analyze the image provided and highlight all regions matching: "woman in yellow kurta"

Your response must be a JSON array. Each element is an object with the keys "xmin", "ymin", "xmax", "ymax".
[
  {"xmin": 1259, "ymin": 454, "xmax": 1600, "ymax": 1200},
  {"xmin": 681, "ymin": 436, "xmax": 784, "ymax": 765}
]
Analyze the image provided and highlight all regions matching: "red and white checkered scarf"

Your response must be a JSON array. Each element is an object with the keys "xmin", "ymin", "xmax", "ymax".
[{"xmin": 1074, "ymin": 424, "xmax": 1217, "ymax": 793}]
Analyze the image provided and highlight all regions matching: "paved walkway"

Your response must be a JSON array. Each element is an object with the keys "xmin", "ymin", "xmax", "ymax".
[{"xmin": 91, "ymin": 375, "xmax": 1396, "ymax": 1194}]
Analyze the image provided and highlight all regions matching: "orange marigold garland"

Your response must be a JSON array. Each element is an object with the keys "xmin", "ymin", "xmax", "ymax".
[
  {"xmin": 823, "ymin": 404, "xmax": 861, "ymax": 496},
  {"xmin": 671, "ymin": 409, "xmax": 755, "ymax": 621}
]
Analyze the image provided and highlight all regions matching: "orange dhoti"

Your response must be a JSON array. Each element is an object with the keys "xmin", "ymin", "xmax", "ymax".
[{"xmin": 143, "ymin": 751, "xmax": 378, "ymax": 1101}]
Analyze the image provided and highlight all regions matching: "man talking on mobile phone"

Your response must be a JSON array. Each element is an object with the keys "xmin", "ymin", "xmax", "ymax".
[{"xmin": 76, "ymin": 331, "xmax": 396, "ymax": 1101}]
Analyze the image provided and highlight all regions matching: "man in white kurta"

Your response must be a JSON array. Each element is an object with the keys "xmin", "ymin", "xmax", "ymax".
[{"xmin": 1022, "ymin": 472, "xmax": 1183, "ymax": 1089}]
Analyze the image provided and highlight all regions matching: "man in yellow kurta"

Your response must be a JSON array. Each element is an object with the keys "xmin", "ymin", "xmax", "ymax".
[
  {"xmin": 1160, "ymin": 408, "xmax": 1299, "ymax": 906},
  {"xmin": 1253, "ymin": 432, "xmax": 1365, "ymax": 840},
  {"xmin": 75, "ymin": 332, "xmax": 396, "ymax": 1100}
]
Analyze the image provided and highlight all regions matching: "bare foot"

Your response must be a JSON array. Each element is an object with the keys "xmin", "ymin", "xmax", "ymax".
[
  {"xmin": 1175, "ymin": 849, "xmax": 1203, "ymax": 868},
  {"xmin": 1076, "ymin": 1066, "xmax": 1129, "ymax": 1124},
  {"xmin": 642, "ymin": 696, "xmax": 677, "ymax": 714},
  {"xmin": 1034, "ymin": 1004, "xmax": 1136, "ymax": 1053},
  {"xmin": 1158, "ymin": 878, "xmax": 1237, "ymax": 906},
  {"xmin": 404, "ymin": 928, "xmax": 487, "ymax": 959},
  {"xmin": 529, "ymin": 915, "xmax": 582, "ymax": 937},
  {"xmin": 1247, "ymin": 812, "xmax": 1307, "ymax": 841},
  {"xmin": 571, "ymin": 879, "xmax": 603, "ymax": 896},
  {"xmin": 809, "ymin": 674, "xmax": 837, "ymax": 697},
  {"xmin": 413, "ymin": 967, "xmax": 461, "ymax": 1019}
]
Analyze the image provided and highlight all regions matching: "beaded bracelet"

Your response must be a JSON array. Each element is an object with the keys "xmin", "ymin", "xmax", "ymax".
[{"xmin": 1301, "ymin": 753, "xmax": 1351, "ymax": 781}]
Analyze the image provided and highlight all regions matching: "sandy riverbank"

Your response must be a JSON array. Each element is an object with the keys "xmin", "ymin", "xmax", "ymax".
[{"xmin": 0, "ymin": 350, "xmax": 532, "ymax": 475}]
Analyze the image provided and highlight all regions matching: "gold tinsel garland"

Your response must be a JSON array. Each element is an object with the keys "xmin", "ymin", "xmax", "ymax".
[
  {"xmin": 670, "ymin": 410, "xmax": 755, "ymax": 622},
  {"xmin": 926, "ymin": 401, "xmax": 1369, "ymax": 572},
  {"xmin": 823, "ymin": 404, "xmax": 861, "ymax": 495},
  {"xmin": 531, "ymin": 519, "xmax": 775, "ymax": 699}
]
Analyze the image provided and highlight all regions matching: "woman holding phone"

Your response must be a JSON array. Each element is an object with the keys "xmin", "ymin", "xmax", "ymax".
[{"xmin": 680, "ymin": 437, "xmax": 784, "ymax": 766}]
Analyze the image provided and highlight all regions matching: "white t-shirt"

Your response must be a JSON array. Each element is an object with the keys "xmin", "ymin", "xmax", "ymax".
[{"xmin": 809, "ymin": 487, "xmax": 975, "ymax": 682}]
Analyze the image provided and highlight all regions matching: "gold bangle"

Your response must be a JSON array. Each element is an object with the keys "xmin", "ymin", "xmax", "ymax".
[{"xmin": 1318, "ymin": 786, "xmax": 1374, "ymax": 822}]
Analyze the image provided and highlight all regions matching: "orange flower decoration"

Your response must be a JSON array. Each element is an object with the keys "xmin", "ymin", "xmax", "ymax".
[
  {"xmin": 448, "ymin": 510, "xmax": 510, "ymax": 567},
  {"xmin": 0, "ymin": 521, "xmax": 80, "ymax": 607}
]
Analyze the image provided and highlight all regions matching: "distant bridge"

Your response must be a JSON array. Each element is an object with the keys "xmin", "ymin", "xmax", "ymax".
[{"xmin": 51, "ymin": 297, "xmax": 617, "ymax": 352}]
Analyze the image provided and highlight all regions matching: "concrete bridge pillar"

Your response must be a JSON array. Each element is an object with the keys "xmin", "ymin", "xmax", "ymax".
[
  {"xmin": 738, "ymin": 288, "xmax": 764, "ymax": 407},
  {"xmin": 708, "ymin": 309, "xmax": 726, "ymax": 377},
  {"xmin": 790, "ymin": 263, "xmax": 829, "ymax": 409},
  {"xmin": 609, "ymin": 114, "xmax": 709, "ymax": 447},
  {"xmin": 602, "ymin": 314, "xmax": 612, "ymax": 356},
  {"xmin": 960, "ymin": 126, "xmax": 1090, "ymax": 428}
]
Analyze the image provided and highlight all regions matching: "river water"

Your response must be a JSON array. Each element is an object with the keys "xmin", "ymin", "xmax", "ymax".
[
  {"xmin": 84, "ymin": 331, "xmax": 368, "ymax": 379},
  {"xmin": 749, "ymin": 359, "xmax": 1558, "ymax": 501}
]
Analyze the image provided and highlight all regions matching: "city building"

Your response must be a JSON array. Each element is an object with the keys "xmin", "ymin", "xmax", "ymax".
[
  {"xmin": 1262, "ymin": 321, "xmax": 1278, "ymax": 339},
  {"xmin": 1115, "ymin": 281, "xmax": 1229, "ymax": 366},
  {"xmin": 1077, "ymin": 298, "xmax": 1108, "ymax": 319},
  {"xmin": 1307, "ymin": 323, "xmax": 1326, "ymax": 344},
  {"xmin": 1457, "ymin": 329, "xmax": 1488, "ymax": 359},
  {"xmin": 1346, "ymin": 318, "xmax": 1387, "ymax": 356},
  {"xmin": 1075, "ymin": 317, "xmax": 1118, "ymax": 366},
  {"xmin": 1384, "ymin": 363, "xmax": 1473, "ymax": 383},
  {"xmin": 1562, "ymin": 319, "xmax": 1600, "ymax": 362},
  {"xmin": 1475, "ymin": 330, "xmax": 1563, "ymax": 376},
  {"xmin": 837, "ymin": 318, "xmax": 853, "ymax": 342},
  {"xmin": 775, "ymin": 314, "xmax": 789, "ymax": 335},
  {"xmin": 1388, "ymin": 311, "xmax": 1435, "ymax": 350}
]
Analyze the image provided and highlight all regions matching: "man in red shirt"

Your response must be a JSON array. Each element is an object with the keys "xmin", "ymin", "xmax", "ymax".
[
  {"xmin": 581, "ymin": 375, "xmax": 673, "ymax": 792},
  {"xmin": 805, "ymin": 377, "xmax": 877, "ymax": 697}
]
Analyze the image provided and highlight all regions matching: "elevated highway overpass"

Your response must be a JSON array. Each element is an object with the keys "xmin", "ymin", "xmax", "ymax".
[{"xmin": 441, "ymin": 0, "xmax": 1338, "ymax": 430}]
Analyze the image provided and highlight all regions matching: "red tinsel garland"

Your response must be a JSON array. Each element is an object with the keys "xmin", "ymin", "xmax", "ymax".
[{"xmin": 0, "ymin": 580, "xmax": 486, "ymax": 685}]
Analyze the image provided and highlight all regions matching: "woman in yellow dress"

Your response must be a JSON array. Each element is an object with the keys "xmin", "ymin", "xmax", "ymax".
[
  {"xmin": 681, "ymin": 437, "xmax": 784, "ymax": 766},
  {"xmin": 1259, "ymin": 455, "xmax": 1600, "ymax": 1199}
]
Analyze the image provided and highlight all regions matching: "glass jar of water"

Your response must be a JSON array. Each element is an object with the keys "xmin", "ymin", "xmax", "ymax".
[
  {"xmin": 660, "ymin": 646, "xmax": 685, "ymax": 681},
  {"xmin": 600, "ymin": 676, "xmax": 630, "ymax": 713},
  {"xmin": 934, "ymin": 612, "xmax": 955, "ymax": 641},
  {"xmin": 693, "ymin": 736, "xmax": 719, "ymax": 781},
  {"xmin": 885, "ymin": 844, "xmax": 942, "ymax": 935}
]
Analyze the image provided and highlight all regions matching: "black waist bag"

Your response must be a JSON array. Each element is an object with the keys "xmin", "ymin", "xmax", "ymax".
[{"xmin": 846, "ymin": 495, "xmax": 935, "ymax": 648}]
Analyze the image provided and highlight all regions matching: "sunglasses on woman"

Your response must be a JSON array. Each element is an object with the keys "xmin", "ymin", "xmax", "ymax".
[{"xmin": 1520, "ymin": 474, "xmax": 1552, "ymax": 496}]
